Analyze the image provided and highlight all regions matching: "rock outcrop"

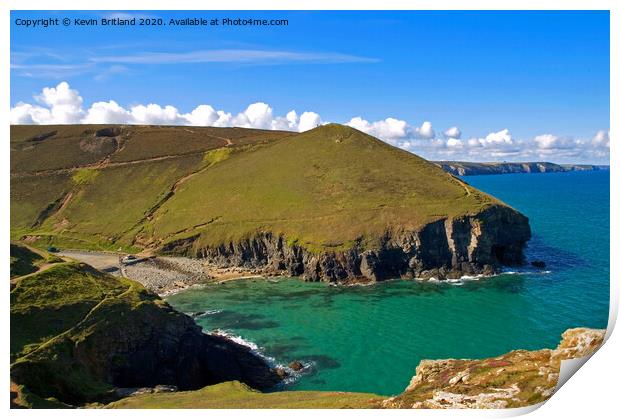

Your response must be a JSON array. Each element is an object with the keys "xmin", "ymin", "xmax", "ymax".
[
  {"xmin": 382, "ymin": 328, "xmax": 605, "ymax": 409},
  {"xmin": 163, "ymin": 204, "xmax": 531, "ymax": 282}
]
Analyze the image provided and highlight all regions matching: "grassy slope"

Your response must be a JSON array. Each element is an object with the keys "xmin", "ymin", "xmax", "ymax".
[
  {"xmin": 11, "ymin": 123, "xmax": 500, "ymax": 254},
  {"xmin": 10, "ymin": 261, "xmax": 130, "ymax": 360},
  {"xmin": 107, "ymin": 380, "xmax": 382, "ymax": 409},
  {"xmin": 9, "ymin": 253, "xmax": 167, "ymax": 403},
  {"xmin": 151, "ymin": 124, "xmax": 497, "ymax": 251},
  {"xmin": 10, "ymin": 125, "xmax": 291, "ymax": 251},
  {"xmin": 11, "ymin": 125, "xmax": 119, "ymax": 172},
  {"xmin": 10, "ymin": 172, "xmax": 73, "ymax": 234}
]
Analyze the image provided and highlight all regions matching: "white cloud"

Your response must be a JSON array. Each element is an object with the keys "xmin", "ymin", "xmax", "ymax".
[
  {"xmin": 232, "ymin": 102, "xmax": 273, "ymax": 129},
  {"xmin": 592, "ymin": 130, "xmax": 610, "ymax": 148},
  {"xmin": 83, "ymin": 100, "xmax": 131, "ymax": 124},
  {"xmin": 35, "ymin": 81, "xmax": 84, "ymax": 123},
  {"xmin": 10, "ymin": 81, "xmax": 324, "ymax": 134},
  {"xmin": 10, "ymin": 103, "xmax": 50, "ymax": 124},
  {"xmin": 90, "ymin": 49, "xmax": 378, "ymax": 65},
  {"xmin": 346, "ymin": 116, "xmax": 408, "ymax": 141},
  {"xmin": 10, "ymin": 81, "xmax": 609, "ymax": 164},
  {"xmin": 446, "ymin": 138, "xmax": 463, "ymax": 147},
  {"xmin": 298, "ymin": 111, "xmax": 322, "ymax": 132},
  {"xmin": 415, "ymin": 121, "xmax": 435, "ymax": 139},
  {"xmin": 130, "ymin": 104, "xmax": 185, "ymax": 125},
  {"xmin": 443, "ymin": 126, "xmax": 462, "ymax": 139}
]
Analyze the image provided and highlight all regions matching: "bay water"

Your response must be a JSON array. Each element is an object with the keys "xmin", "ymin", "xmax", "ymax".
[{"xmin": 166, "ymin": 171, "xmax": 610, "ymax": 395}]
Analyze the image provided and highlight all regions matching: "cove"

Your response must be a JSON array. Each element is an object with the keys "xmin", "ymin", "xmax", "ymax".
[{"xmin": 166, "ymin": 171, "xmax": 609, "ymax": 396}]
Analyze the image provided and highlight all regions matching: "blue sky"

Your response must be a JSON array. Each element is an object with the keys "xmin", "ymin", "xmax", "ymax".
[{"xmin": 10, "ymin": 10, "xmax": 610, "ymax": 163}]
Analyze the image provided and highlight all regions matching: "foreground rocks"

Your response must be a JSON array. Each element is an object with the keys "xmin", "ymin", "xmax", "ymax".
[
  {"xmin": 163, "ymin": 204, "xmax": 531, "ymax": 283},
  {"xmin": 382, "ymin": 328, "xmax": 605, "ymax": 409}
]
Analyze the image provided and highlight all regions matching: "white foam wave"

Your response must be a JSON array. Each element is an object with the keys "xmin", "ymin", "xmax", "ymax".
[
  {"xmin": 211, "ymin": 329, "xmax": 260, "ymax": 352},
  {"xmin": 416, "ymin": 268, "xmax": 551, "ymax": 286}
]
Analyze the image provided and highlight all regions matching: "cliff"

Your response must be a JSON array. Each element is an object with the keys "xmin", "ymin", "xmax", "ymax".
[
  {"xmin": 10, "ymin": 254, "xmax": 282, "ymax": 406},
  {"xmin": 383, "ymin": 328, "xmax": 605, "ymax": 409},
  {"xmin": 11, "ymin": 124, "xmax": 531, "ymax": 282},
  {"xmin": 164, "ymin": 204, "xmax": 530, "ymax": 282},
  {"xmin": 435, "ymin": 161, "xmax": 609, "ymax": 176}
]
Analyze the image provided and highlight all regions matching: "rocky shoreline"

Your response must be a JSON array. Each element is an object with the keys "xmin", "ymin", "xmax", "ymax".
[
  {"xmin": 162, "ymin": 204, "xmax": 531, "ymax": 284},
  {"xmin": 61, "ymin": 202, "xmax": 533, "ymax": 297},
  {"xmin": 382, "ymin": 327, "xmax": 606, "ymax": 409}
]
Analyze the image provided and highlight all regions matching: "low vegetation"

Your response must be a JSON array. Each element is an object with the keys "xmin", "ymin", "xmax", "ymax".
[
  {"xmin": 107, "ymin": 381, "xmax": 382, "ymax": 409},
  {"xmin": 10, "ymin": 123, "xmax": 503, "ymax": 255}
]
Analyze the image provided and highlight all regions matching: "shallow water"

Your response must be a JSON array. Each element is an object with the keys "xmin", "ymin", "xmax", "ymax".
[{"xmin": 166, "ymin": 171, "xmax": 610, "ymax": 396}]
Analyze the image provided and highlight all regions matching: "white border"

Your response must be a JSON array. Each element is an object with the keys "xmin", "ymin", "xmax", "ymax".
[{"xmin": 3, "ymin": 1, "xmax": 617, "ymax": 418}]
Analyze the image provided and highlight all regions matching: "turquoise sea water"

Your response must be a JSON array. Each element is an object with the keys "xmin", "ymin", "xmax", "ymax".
[{"xmin": 166, "ymin": 171, "xmax": 610, "ymax": 396}]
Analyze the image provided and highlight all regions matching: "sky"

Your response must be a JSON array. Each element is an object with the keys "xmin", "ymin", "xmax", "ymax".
[{"xmin": 10, "ymin": 10, "xmax": 610, "ymax": 163}]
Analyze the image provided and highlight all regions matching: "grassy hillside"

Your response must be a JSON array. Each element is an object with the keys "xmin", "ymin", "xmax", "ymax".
[
  {"xmin": 11, "ymin": 123, "xmax": 501, "ymax": 254},
  {"xmin": 107, "ymin": 381, "xmax": 382, "ymax": 409},
  {"xmin": 10, "ymin": 259, "xmax": 142, "ymax": 402},
  {"xmin": 150, "ymin": 124, "xmax": 497, "ymax": 252}
]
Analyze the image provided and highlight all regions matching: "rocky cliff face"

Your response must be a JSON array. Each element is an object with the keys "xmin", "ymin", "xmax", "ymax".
[
  {"xmin": 383, "ymin": 328, "xmax": 606, "ymax": 409},
  {"xmin": 163, "ymin": 204, "xmax": 531, "ymax": 282}
]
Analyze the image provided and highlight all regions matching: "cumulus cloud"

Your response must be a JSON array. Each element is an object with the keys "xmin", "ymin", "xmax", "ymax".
[
  {"xmin": 298, "ymin": 112, "xmax": 322, "ymax": 132},
  {"xmin": 415, "ymin": 121, "xmax": 435, "ymax": 139},
  {"xmin": 10, "ymin": 81, "xmax": 609, "ymax": 164},
  {"xmin": 82, "ymin": 100, "xmax": 131, "ymax": 124},
  {"xmin": 592, "ymin": 130, "xmax": 610, "ymax": 148},
  {"xmin": 443, "ymin": 126, "xmax": 462, "ymax": 139},
  {"xmin": 12, "ymin": 81, "xmax": 85, "ymax": 124},
  {"xmin": 346, "ymin": 116, "xmax": 408, "ymax": 141},
  {"xmin": 10, "ymin": 81, "xmax": 321, "ymax": 133}
]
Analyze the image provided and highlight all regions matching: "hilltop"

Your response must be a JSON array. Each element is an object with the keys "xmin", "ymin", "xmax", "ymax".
[
  {"xmin": 11, "ymin": 123, "xmax": 531, "ymax": 282},
  {"xmin": 435, "ymin": 161, "xmax": 609, "ymax": 176}
]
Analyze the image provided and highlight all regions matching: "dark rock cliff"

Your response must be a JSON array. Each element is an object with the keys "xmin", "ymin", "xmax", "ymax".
[{"xmin": 163, "ymin": 204, "xmax": 531, "ymax": 282}]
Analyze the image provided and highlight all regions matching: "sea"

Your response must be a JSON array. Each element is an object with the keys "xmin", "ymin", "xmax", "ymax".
[{"xmin": 166, "ymin": 171, "xmax": 610, "ymax": 396}]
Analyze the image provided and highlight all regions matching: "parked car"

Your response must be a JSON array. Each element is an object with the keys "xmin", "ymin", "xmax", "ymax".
[{"xmin": 121, "ymin": 254, "xmax": 138, "ymax": 264}]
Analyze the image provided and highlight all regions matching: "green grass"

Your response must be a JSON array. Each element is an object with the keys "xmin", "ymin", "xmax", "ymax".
[
  {"xmin": 202, "ymin": 147, "xmax": 232, "ymax": 166},
  {"xmin": 72, "ymin": 168, "xmax": 100, "ymax": 185},
  {"xmin": 106, "ymin": 381, "xmax": 382, "ymax": 409},
  {"xmin": 150, "ymin": 124, "xmax": 498, "ymax": 251},
  {"xmin": 9, "ymin": 251, "xmax": 164, "ymax": 404},
  {"xmin": 10, "ymin": 172, "xmax": 73, "ymax": 231},
  {"xmin": 11, "ymin": 262, "xmax": 130, "ymax": 360},
  {"xmin": 11, "ymin": 123, "xmax": 503, "ymax": 255},
  {"xmin": 29, "ymin": 155, "xmax": 205, "ymax": 248}
]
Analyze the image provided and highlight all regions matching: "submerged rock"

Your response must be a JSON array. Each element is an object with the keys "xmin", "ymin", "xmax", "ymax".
[{"xmin": 288, "ymin": 361, "xmax": 305, "ymax": 371}]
